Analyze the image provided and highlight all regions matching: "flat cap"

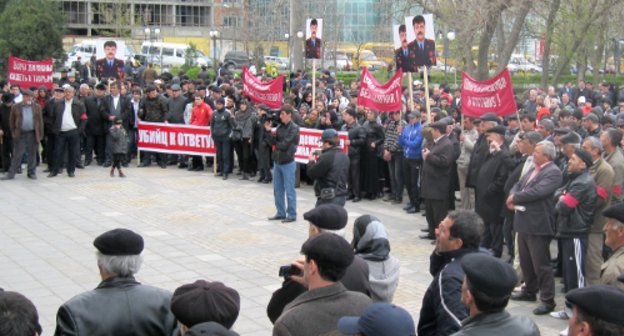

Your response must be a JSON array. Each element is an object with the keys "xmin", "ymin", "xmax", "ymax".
[
  {"xmin": 461, "ymin": 253, "xmax": 517, "ymax": 298},
  {"xmin": 93, "ymin": 228, "xmax": 144, "ymax": 255},
  {"xmin": 583, "ymin": 113, "xmax": 599, "ymax": 123},
  {"xmin": 603, "ymin": 202, "xmax": 624, "ymax": 223},
  {"xmin": 519, "ymin": 131, "xmax": 543, "ymax": 144},
  {"xmin": 565, "ymin": 285, "xmax": 624, "ymax": 326},
  {"xmin": 553, "ymin": 127, "xmax": 571, "ymax": 135},
  {"xmin": 303, "ymin": 204, "xmax": 348, "ymax": 231},
  {"xmin": 21, "ymin": 89, "xmax": 34, "ymax": 97},
  {"xmin": 171, "ymin": 84, "xmax": 181, "ymax": 91},
  {"xmin": 257, "ymin": 104, "xmax": 269, "ymax": 111},
  {"xmin": 171, "ymin": 280, "xmax": 240, "ymax": 329},
  {"xmin": 301, "ymin": 232, "xmax": 354, "ymax": 270},
  {"xmin": 485, "ymin": 125, "xmax": 506, "ymax": 136},
  {"xmin": 320, "ymin": 128, "xmax": 338, "ymax": 142},
  {"xmin": 480, "ymin": 112, "xmax": 499, "ymax": 122},
  {"xmin": 574, "ymin": 148, "xmax": 593, "ymax": 168},
  {"xmin": 215, "ymin": 98, "xmax": 225, "ymax": 105},
  {"xmin": 559, "ymin": 131, "xmax": 581, "ymax": 145}
]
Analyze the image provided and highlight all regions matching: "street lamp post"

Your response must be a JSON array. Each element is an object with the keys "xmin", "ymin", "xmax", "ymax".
[
  {"xmin": 144, "ymin": 27, "xmax": 161, "ymax": 67},
  {"xmin": 296, "ymin": 31, "xmax": 304, "ymax": 72},
  {"xmin": 210, "ymin": 30, "xmax": 220, "ymax": 67}
]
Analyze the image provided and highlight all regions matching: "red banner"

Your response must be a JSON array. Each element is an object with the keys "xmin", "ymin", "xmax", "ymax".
[
  {"xmin": 461, "ymin": 68, "xmax": 517, "ymax": 118},
  {"xmin": 137, "ymin": 122, "xmax": 349, "ymax": 164},
  {"xmin": 294, "ymin": 128, "xmax": 349, "ymax": 164},
  {"xmin": 357, "ymin": 67, "xmax": 403, "ymax": 112},
  {"xmin": 7, "ymin": 56, "xmax": 54, "ymax": 90},
  {"xmin": 138, "ymin": 121, "xmax": 215, "ymax": 156},
  {"xmin": 242, "ymin": 66, "xmax": 284, "ymax": 109}
]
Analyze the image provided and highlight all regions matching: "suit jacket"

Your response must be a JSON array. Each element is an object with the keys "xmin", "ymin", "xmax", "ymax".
[
  {"xmin": 273, "ymin": 282, "xmax": 372, "ymax": 336},
  {"xmin": 510, "ymin": 161, "xmax": 562, "ymax": 236},
  {"xmin": 305, "ymin": 37, "xmax": 322, "ymax": 59},
  {"xmin": 407, "ymin": 38, "xmax": 436, "ymax": 70},
  {"xmin": 475, "ymin": 148, "xmax": 512, "ymax": 224},
  {"xmin": 95, "ymin": 58, "xmax": 125, "ymax": 80},
  {"xmin": 600, "ymin": 247, "xmax": 624, "ymax": 290},
  {"xmin": 102, "ymin": 94, "xmax": 131, "ymax": 129},
  {"xmin": 52, "ymin": 99, "xmax": 87, "ymax": 134},
  {"xmin": 395, "ymin": 46, "xmax": 413, "ymax": 73},
  {"xmin": 9, "ymin": 102, "xmax": 44, "ymax": 143},
  {"xmin": 421, "ymin": 135, "xmax": 454, "ymax": 200},
  {"xmin": 83, "ymin": 96, "xmax": 107, "ymax": 135}
]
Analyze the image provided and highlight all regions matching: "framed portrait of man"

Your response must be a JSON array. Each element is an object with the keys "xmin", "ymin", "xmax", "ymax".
[
  {"xmin": 393, "ymin": 24, "xmax": 413, "ymax": 73},
  {"xmin": 305, "ymin": 18, "xmax": 323, "ymax": 60},
  {"xmin": 95, "ymin": 39, "xmax": 127, "ymax": 80},
  {"xmin": 405, "ymin": 14, "xmax": 437, "ymax": 70}
]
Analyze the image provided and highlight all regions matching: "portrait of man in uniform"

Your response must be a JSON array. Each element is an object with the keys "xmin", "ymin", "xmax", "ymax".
[
  {"xmin": 406, "ymin": 15, "xmax": 437, "ymax": 70},
  {"xmin": 393, "ymin": 24, "xmax": 413, "ymax": 73},
  {"xmin": 305, "ymin": 18, "xmax": 323, "ymax": 60},
  {"xmin": 95, "ymin": 40, "xmax": 125, "ymax": 80}
]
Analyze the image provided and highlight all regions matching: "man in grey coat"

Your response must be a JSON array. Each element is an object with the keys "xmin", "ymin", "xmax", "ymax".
[{"xmin": 273, "ymin": 233, "xmax": 372, "ymax": 336}]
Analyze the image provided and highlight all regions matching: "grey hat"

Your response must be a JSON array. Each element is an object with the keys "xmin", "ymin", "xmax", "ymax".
[
  {"xmin": 408, "ymin": 111, "xmax": 421, "ymax": 119},
  {"xmin": 21, "ymin": 89, "xmax": 34, "ymax": 97},
  {"xmin": 480, "ymin": 112, "xmax": 499, "ymax": 122},
  {"xmin": 171, "ymin": 84, "xmax": 181, "ymax": 91}
]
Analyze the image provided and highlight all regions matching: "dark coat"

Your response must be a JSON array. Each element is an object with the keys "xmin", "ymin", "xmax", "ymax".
[
  {"xmin": 395, "ymin": 46, "xmax": 413, "ymax": 73},
  {"xmin": 84, "ymin": 96, "xmax": 107, "ymax": 135},
  {"xmin": 95, "ymin": 57, "xmax": 125, "ymax": 80},
  {"xmin": 267, "ymin": 120, "xmax": 300, "ymax": 164},
  {"xmin": 510, "ymin": 162, "xmax": 563, "ymax": 236},
  {"xmin": 138, "ymin": 95, "xmax": 168, "ymax": 123},
  {"xmin": 554, "ymin": 170, "xmax": 597, "ymax": 238},
  {"xmin": 102, "ymin": 95, "xmax": 132, "ymax": 128},
  {"xmin": 305, "ymin": 37, "xmax": 322, "ymax": 59},
  {"xmin": 109, "ymin": 126, "xmax": 128, "ymax": 154},
  {"xmin": 421, "ymin": 135, "xmax": 454, "ymax": 200},
  {"xmin": 466, "ymin": 134, "xmax": 489, "ymax": 188},
  {"xmin": 475, "ymin": 148, "xmax": 512, "ymax": 224},
  {"xmin": 53, "ymin": 276, "xmax": 176, "ymax": 336},
  {"xmin": 9, "ymin": 102, "xmax": 44, "ymax": 143},
  {"xmin": 307, "ymin": 146, "xmax": 350, "ymax": 197},
  {"xmin": 453, "ymin": 311, "xmax": 540, "ymax": 336},
  {"xmin": 267, "ymin": 255, "xmax": 371, "ymax": 324},
  {"xmin": 341, "ymin": 121, "xmax": 366, "ymax": 158},
  {"xmin": 407, "ymin": 38, "xmax": 436, "ymax": 69}
]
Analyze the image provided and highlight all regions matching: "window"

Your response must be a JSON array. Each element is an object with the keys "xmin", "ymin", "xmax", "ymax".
[{"xmin": 162, "ymin": 48, "xmax": 174, "ymax": 57}]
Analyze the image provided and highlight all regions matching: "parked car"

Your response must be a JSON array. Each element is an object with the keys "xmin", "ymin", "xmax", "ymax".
[
  {"xmin": 507, "ymin": 54, "xmax": 542, "ymax": 73},
  {"xmin": 140, "ymin": 42, "xmax": 212, "ymax": 67},
  {"xmin": 223, "ymin": 51, "xmax": 253, "ymax": 70},
  {"xmin": 323, "ymin": 50, "xmax": 352, "ymax": 71},
  {"xmin": 430, "ymin": 61, "xmax": 456, "ymax": 73},
  {"xmin": 264, "ymin": 56, "xmax": 288, "ymax": 70}
]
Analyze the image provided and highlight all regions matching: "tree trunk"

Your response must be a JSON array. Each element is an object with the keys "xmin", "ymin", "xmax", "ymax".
[
  {"xmin": 476, "ymin": 1, "xmax": 509, "ymax": 79},
  {"xmin": 496, "ymin": 0, "xmax": 532, "ymax": 74},
  {"xmin": 540, "ymin": 0, "xmax": 561, "ymax": 89}
]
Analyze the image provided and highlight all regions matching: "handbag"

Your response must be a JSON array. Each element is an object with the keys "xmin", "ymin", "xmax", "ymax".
[
  {"xmin": 320, "ymin": 188, "xmax": 336, "ymax": 200},
  {"xmin": 229, "ymin": 125, "xmax": 243, "ymax": 141}
]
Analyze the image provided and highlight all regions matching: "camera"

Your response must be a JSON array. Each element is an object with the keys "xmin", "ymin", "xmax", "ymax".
[{"xmin": 278, "ymin": 265, "xmax": 302, "ymax": 277}]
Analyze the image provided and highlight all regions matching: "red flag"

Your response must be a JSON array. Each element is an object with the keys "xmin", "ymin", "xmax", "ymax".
[
  {"xmin": 7, "ymin": 56, "xmax": 54, "ymax": 90},
  {"xmin": 242, "ymin": 66, "xmax": 284, "ymax": 109},
  {"xmin": 357, "ymin": 68, "xmax": 403, "ymax": 112},
  {"xmin": 461, "ymin": 68, "xmax": 517, "ymax": 118}
]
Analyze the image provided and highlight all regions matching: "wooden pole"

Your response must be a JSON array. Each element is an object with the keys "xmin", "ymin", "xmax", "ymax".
[
  {"xmin": 312, "ymin": 59, "xmax": 316, "ymax": 111},
  {"xmin": 423, "ymin": 66, "xmax": 432, "ymax": 123}
]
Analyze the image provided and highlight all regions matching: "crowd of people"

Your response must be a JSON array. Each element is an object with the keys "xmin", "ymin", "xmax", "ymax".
[{"xmin": 2, "ymin": 62, "xmax": 624, "ymax": 335}]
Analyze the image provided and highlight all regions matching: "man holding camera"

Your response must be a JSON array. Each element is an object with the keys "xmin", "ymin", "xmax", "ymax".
[{"xmin": 306, "ymin": 129, "xmax": 349, "ymax": 206}]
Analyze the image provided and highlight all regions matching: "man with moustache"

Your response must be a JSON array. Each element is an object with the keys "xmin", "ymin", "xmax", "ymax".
[{"xmin": 407, "ymin": 15, "xmax": 436, "ymax": 70}]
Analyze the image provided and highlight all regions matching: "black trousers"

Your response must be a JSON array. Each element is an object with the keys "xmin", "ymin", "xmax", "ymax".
[
  {"xmin": 234, "ymin": 139, "xmax": 253, "ymax": 174},
  {"xmin": 403, "ymin": 158, "xmax": 422, "ymax": 206},
  {"xmin": 214, "ymin": 137, "xmax": 232, "ymax": 174},
  {"xmin": 1, "ymin": 135, "xmax": 13, "ymax": 172},
  {"xmin": 348, "ymin": 156, "xmax": 361, "ymax": 198},
  {"xmin": 54, "ymin": 129, "xmax": 80, "ymax": 174},
  {"xmin": 45, "ymin": 133, "xmax": 57, "ymax": 170},
  {"xmin": 517, "ymin": 233, "xmax": 555, "ymax": 305},
  {"xmin": 481, "ymin": 220, "xmax": 504, "ymax": 258},
  {"xmin": 561, "ymin": 237, "xmax": 587, "ymax": 293},
  {"xmin": 85, "ymin": 134, "xmax": 105, "ymax": 164},
  {"xmin": 425, "ymin": 198, "xmax": 448, "ymax": 237}
]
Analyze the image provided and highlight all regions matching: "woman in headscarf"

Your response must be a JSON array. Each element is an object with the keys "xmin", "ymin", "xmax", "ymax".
[{"xmin": 352, "ymin": 214, "xmax": 400, "ymax": 302}]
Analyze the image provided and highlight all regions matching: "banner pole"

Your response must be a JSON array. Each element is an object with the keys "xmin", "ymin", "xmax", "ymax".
[
  {"xmin": 312, "ymin": 59, "xmax": 316, "ymax": 112},
  {"xmin": 423, "ymin": 66, "xmax": 432, "ymax": 123},
  {"xmin": 407, "ymin": 72, "xmax": 414, "ymax": 118},
  {"xmin": 137, "ymin": 122, "xmax": 141, "ymax": 167}
]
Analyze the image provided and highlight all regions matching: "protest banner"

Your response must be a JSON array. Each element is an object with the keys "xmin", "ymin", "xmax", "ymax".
[
  {"xmin": 137, "ymin": 121, "xmax": 215, "ymax": 156},
  {"xmin": 7, "ymin": 56, "xmax": 54, "ymax": 89},
  {"xmin": 242, "ymin": 66, "xmax": 284, "ymax": 109},
  {"xmin": 461, "ymin": 68, "xmax": 517, "ymax": 118},
  {"xmin": 294, "ymin": 128, "xmax": 349, "ymax": 164},
  {"xmin": 357, "ymin": 67, "xmax": 403, "ymax": 112}
]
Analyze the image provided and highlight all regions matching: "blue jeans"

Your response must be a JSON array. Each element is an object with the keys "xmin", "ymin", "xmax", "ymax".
[
  {"xmin": 273, "ymin": 160, "xmax": 297, "ymax": 219},
  {"xmin": 214, "ymin": 137, "xmax": 232, "ymax": 174}
]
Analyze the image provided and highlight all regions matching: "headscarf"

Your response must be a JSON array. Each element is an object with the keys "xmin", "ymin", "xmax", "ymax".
[{"xmin": 351, "ymin": 215, "xmax": 391, "ymax": 262}]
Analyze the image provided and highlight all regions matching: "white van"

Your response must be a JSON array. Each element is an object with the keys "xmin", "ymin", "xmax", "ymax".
[
  {"xmin": 65, "ymin": 40, "xmax": 135, "ymax": 68},
  {"xmin": 139, "ymin": 42, "xmax": 211, "ymax": 67}
]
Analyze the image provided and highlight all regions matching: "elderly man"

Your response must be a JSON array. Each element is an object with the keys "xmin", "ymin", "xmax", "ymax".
[
  {"xmin": 48, "ymin": 85, "xmax": 86, "ymax": 178},
  {"xmin": 54, "ymin": 228, "xmax": 176, "ymax": 336},
  {"xmin": 170, "ymin": 280, "xmax": 240, "ymax": 335},
  {"xmin": 451, "ymin": 254, "xmax": 540, "ymax": 336},
  {"xmin": 600, "ymin": 203, "xmax": 624, "ymax": 289},
  {"xmin": 565, "ymin": 285, "xmax": 624, "ymax": 335},
  {"xmin": 272, "ymin": 233, "xmax": 372, "ymax": 336},
  {"xmin": 417, "ymin": 210, "xmax": 484, "ymax": 336},
  {"xmin": 1, "ymin": 89, "xmax": 43, "ymax": 180},
  {"xmin": 508, "ymin": 141, "xmax": 563, "ymax": 315},
  {"xmin": 600, "ymin": 128, "xmax": 624, "ymax": 203},
  {"xmin": 267, "ymin": 204, "xmax": 371, "ymax": 323}
]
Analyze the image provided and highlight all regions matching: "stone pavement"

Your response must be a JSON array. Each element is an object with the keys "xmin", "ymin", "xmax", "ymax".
[{"xmin": 0, "ymin": 163, "xmax": 568, "ymax": 335}]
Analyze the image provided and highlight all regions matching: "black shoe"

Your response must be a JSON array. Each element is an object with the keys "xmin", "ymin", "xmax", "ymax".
[
  {"xmin": 178, "ymin": 163, "xmax": 188, "ymax": 169},
  {"xmin": 43, "ymin": 168, "xmax": 51, "ymax": 173},
  {"xmin": 347, "ymin": 195, "xmax": 355, "ymax": 201},
  {"xmin": 420, "ymin": 228, "xmax": 429, "ymax": 233},
  {"xmin": 352, "ymin": 197, "xmax": 361, "ymax": 202},
  {"xmin": 103, "ymin": 162, "xmax": 111, "ymax": 168},
  {"xmin": 282, "ymin": 218, "xmax": 296, "ymax": 223},
  {"xmin": 16, "ymin": 167, "xmax": 22, "ymax": 174},
  {"xmin": 403, "ymin": 204, "xmax": 414, "ymax": 211},
  {"xmin": 76, "ymin": 164, "xmax": 85, "ymax": 169},
  {"xmin": 27, "ymin": 174, "xmax": 37, "ymax": 180},
  {"xmin": 268, "ymin": 215, "xmax": 286, "ymax": 220},
  {"xmin": 391, "ymin": 199, "xmax": 402, "ymax": 204},
  {"xmin": 257, "ymin": 177, "xmax": 266, "ymax": 183},
  {"xmin": 262, "ymin": 179, "xmax": 272, "ymax": 184},
  {"xmin": 68, "ymin": 172, "xmax": 75, "ymax": 177},
  {"xmin": 406, "ymin": 207, "xmax": 419, "ymax": 214},
  {"xmin": 216, "ymin": 172, "xmax": 224, "ymax": 177},
  {"xmin": 139, "ymin": 162, "xmax": 150, "ymax": 167},
  {"xmin": 511, "ymin": 292, "xmax": 537, "ymax": 302},
  {"xmin": 533, "ymin": 303, "xmax": 555, "ymax": 315},
  {"xmin": 159, "ymin": 164, "xmax": 167, "ymax": 169},
  {"xmin": 223, "ymin": 174, "xmax": 228, "ymax": 180},
  {"xmin": 47, "ymin": 173, "xmax": 58, "ymax": 178},
  {"xmin": 419, "ymin": 234, "xmax": 435, "ymax": 240},
  {"xmin": 84, "ymin": 159, "xmax": 92, "ymax": 166}
]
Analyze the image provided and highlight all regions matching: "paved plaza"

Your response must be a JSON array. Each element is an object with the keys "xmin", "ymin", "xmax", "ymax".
[{"xmin": 0, "ymin": 163, "xmax": 567, "ymax": 335}]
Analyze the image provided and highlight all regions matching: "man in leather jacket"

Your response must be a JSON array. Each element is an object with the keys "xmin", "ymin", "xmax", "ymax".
[
  {"xmin": 306, "ymin": 129, "xmax": 349, "ymax": 206},
  {"xmin": 341, "ymin": 108, "xmax": 366, "ymax": 202},
  {"xmin": 452, "ymin": 253, "xmax": 540, "ymax": 336},
  {"xmin": 54, "ymin": 228, "xmax": 176, "ymax": 336}
]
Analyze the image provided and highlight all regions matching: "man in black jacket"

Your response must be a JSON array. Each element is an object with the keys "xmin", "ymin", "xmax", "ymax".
[
  {"xmin": 306, "ymin": 129, "xmax": 349, "ymax": 206},
  {"xmin": 138, "ymin": 85, "xmax": 168, "ymax": 168},
  {"xmin": 417, "ymin": 209, "xmax": 483, "ymax": 336},
  {"xmin": 266, "ymin": 104, "xmax": 300, "ymax": 222},
  {"xmin": 48, "ymin": 85, "xmax": 86, "ymax": 178},
  {"xmin": 83, "ymin": 84, "xmax": 107, "ymax": 166},
  {"xmin": 341, "ymin": 108, "xmax": 366, "ymax": 202},
  {"xmin": 210, "ymin": 98, "xmax": 234, "ymax": 179}
]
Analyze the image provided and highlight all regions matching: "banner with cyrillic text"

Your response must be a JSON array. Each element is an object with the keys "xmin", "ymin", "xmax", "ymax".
[
  {"xmin": 357, "ymin": 67, "xmax": 403, "ymax": 112},
  {"xmin": 294, "ymin": 128, "xmax": 349, "ymax": 164},
  {"xmin": 242, "ymin": 66, "xmax": 284, "ymax": 109},
  {"xmin": 461, "ymin": 68, "xmax": 517, "ymax": 118},
  {"xmin": 137, "ymin": 121, "xmax": 215, "ymax": 156},
  {"xmin": 8, "ymin": 56, "xmax": 54, "ymax": 90}
]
